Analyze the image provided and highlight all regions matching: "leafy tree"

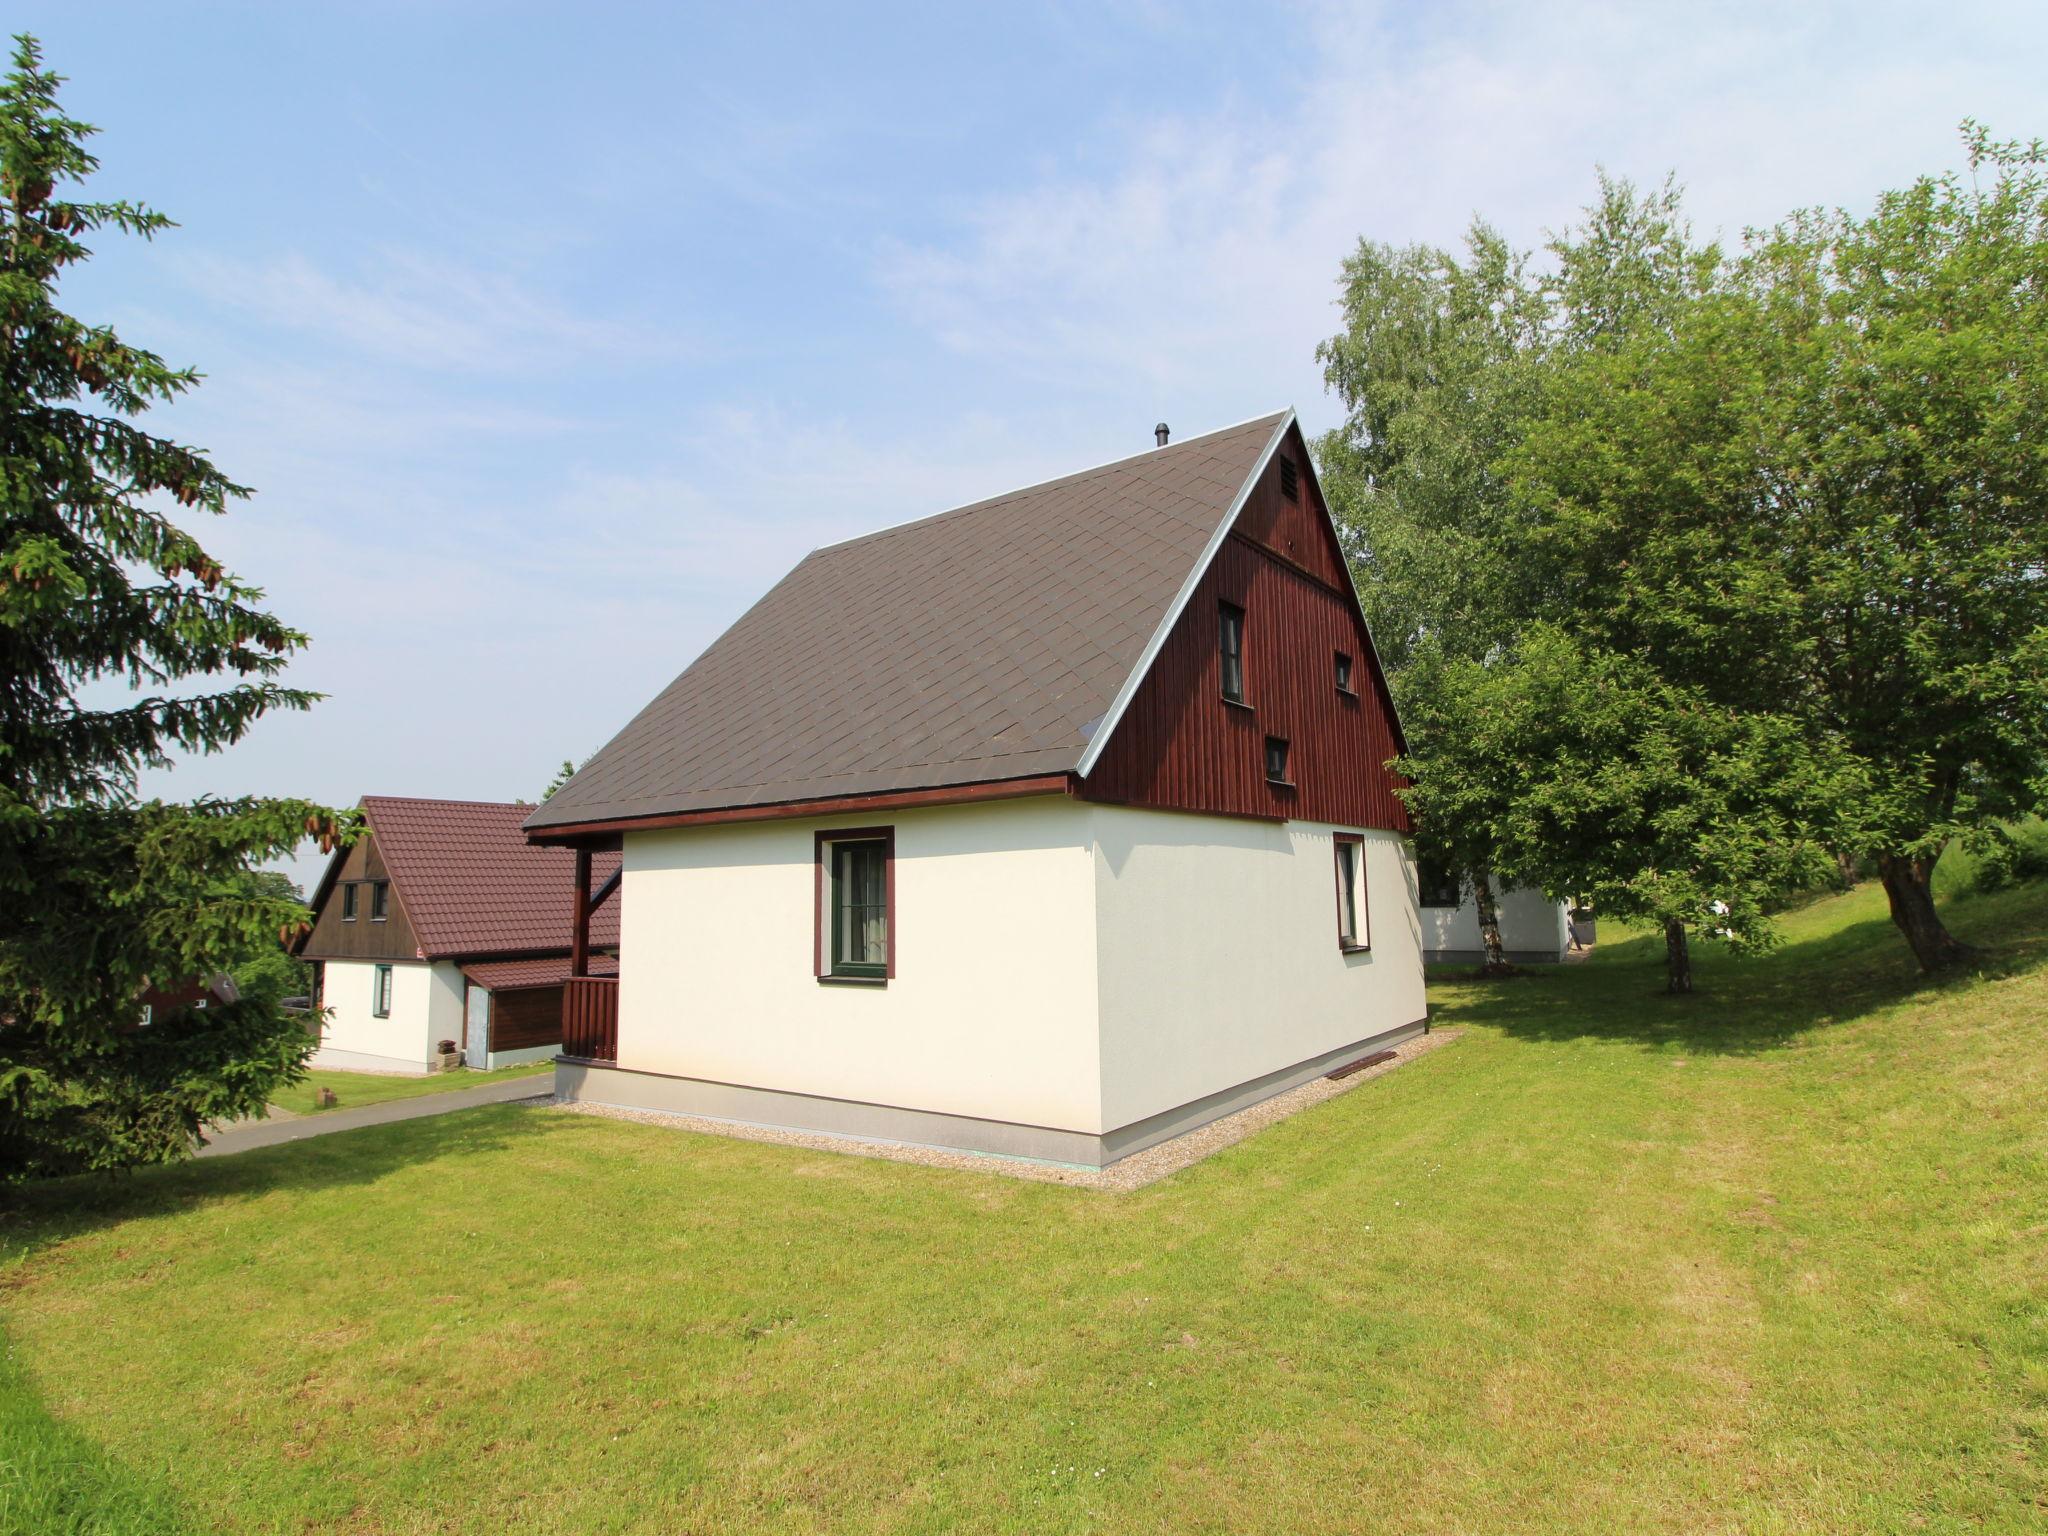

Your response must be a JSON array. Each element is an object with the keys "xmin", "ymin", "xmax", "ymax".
[
  {"xmin": 1315, "ymin": 220, "xmax": 1546, "ymax": 677},
  {"xmin": 1319, "ymin": 179, "xmax": 1797, "ymax": 984},
  {"xmin": 0, "ymin": 36, "xmax": 346, "ymax": 1179},
  {"xmin": 217, "ymin": 870, "xmax": 312, "ymax": 1008},
  {"xmin": 1314, "ymin": 222, "xmax": 1549, "ymax": 966},
  {"xmin": 1514, "ymin": 126, "xmax": 2048, "ymax": 971},
  {"xmin": 1401, "ymin": 629, "xmax": 1844, "ymax": 992}
]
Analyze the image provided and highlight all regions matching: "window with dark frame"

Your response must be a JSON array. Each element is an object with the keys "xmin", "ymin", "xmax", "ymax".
[
  {"xmin": 1265, "ymin": 735, "xmax": 1291, "ymax": 784},
  {"xmin": 829, "ymin": 838, "xmax": 889, "ymax": 979},
  {"xmin": 1335, "ymin": 836, "xmax": 1368, "ymax": 950},
  {"xmin": 1417, "ymin": 859, "xmax": 1462, "ymax": 908},
  {"xmin": 1218, "ymin": 602, "xmax": 1246, "ymax": 704},
  {"xmin": 341, "ymin": 883, "xmax": 358, "ymax": 921},
  {"xmin": 371, "ymin": 963, "xmax": 393, "ymax": 1018},
  {"xmin": 370, "ymin": 880, "xmax": 390, "ymax": 921},
  {"xmin": 1280, "ymin": 455, "xmax": 1299, "ymax": 502},
  {"xmin": 1335, "ymin": 651, "xmax": 1355, "ymax": 693}
]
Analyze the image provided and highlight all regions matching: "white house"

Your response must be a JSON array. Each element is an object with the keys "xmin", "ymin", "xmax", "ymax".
[
  {"xmin": 527, "ymin": 411, "xmax": 1429, "ymax": 1168},
  {"xmin": 1415, "ymin": 864, "xmax": 1580, "ymax": 965},
  {"xmin": 296, "ymin": 797, "xmax": 618, "ymax": 1073}
]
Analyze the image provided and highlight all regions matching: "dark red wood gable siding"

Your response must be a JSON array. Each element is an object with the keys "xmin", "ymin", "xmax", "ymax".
[
  {"xmin": 1233, "ymin": 426, "xmax": 1350, "ymax": 589},
  {"xmin": 1079, "ymin": 429, "xmax": 1410, "ymax": 832}
]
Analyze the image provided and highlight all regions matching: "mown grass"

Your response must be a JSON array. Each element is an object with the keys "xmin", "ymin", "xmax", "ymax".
[
  {"xmin": 265, "ymin": 1061, "xmax": 552, "ymax": 1117},
  {"xmin": 3, "ymin": 878, "xmax": 2045, "ymax": 1533}
]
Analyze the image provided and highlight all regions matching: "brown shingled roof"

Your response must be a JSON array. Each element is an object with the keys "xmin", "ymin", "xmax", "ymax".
[
  {"xmin": 460, "ymin": 954, "xmax": 618, "ymax": 991},
  {"xmin": 526, "ymin": 411, "xmax": 1291, "ymax": 833},
  {"xmin": 357, "ymin": 797, "xmax": 621, "ymax": 958}
]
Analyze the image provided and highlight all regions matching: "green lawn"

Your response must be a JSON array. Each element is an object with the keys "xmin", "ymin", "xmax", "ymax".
[
  {"xmin": 263, "ymin": 1061, "xmax": 553, "ymax": 1117},
  {"xmin": 3, "ymin": 880, "xmax": 2045, "ymax": 1534}
]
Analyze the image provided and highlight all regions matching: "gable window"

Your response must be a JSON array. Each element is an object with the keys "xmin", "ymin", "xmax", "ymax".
[
  {"xmin": 1335, "ymin": 834, "xmax": 1368, "ymax": 951},
  {"xmin": 1218, "ymin": 602, "xmax": 1246, "ymax": 704},
  {"xmin": 1264, "ymin": 735, "xmax": 1291, "ymax": 784},
  {"xmin": 817, "ymin": 828, "xmax": 894, "ymax": 981},
  {"xmin": 1417, "ymin": 859, "xmax": 1462, "ymax": 908},
  {"xmin": 370, "ymin": 881, "xmax": 390, "ymax": 921},
  {"xmin": 342, "ymin": 883, "xmax": 359, "ymax": 921},
  {"xmin": 1279, "ymin": 455, "xmax": 1299, "ymax": 502},
  {"xmin": 1335, "ymin": 651, "xmax": 1355, "ymax": 693},
  {"xmin": 372, "ymin": 964, "xmax": 394, "ymax": 1018}
]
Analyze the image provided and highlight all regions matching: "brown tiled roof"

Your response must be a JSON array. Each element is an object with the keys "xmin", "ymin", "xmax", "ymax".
[
  {"xmin": 526, "ymin": 412, "xmax": 1291, "ymax": 831},
  {"xmin": 361, "ymin": 797, "xmax": 621, "ymax": 958},
  {"xmin": 460, "ymin": 954, "xmax": 618, "ymax": 991}
]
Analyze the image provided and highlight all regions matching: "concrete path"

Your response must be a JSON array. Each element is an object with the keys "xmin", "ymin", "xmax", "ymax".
[{"xmin": 198, "ymin": 1075, "xmax": 553, "ymax": 1157}]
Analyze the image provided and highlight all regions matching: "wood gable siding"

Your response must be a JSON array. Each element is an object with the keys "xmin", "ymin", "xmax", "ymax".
[
  {"xmin": 1079, "ymin": 426, "xmax": 1410, "ymax": 832},
  {"xmin": 298, "ymin": 833, "xmax": 423, "ymax": 961}
]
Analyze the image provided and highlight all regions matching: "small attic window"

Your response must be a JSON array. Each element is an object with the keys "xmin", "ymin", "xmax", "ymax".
[
  {"xmin": 1279, "ymin": 456, "xmax": 1299, "ymax": 502},
  {"xmin": 1335, "ymin": 652, "xmax": 1355, "ymax": 693},
  {"xmin": 1265, "ymin": 736, "xmax": 1292, "ymax": 785}
]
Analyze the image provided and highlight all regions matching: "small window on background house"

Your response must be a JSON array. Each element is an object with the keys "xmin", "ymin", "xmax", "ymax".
[
  {"xmin": 1280, "ymin": 455, "xmax": 1299, "ymax": 502},
  {"xmin": 370, "ymin": 881, "xmax": 390, "ymax": 921},
  {"xmin": 1335, "ymin": 651, "xmax": 1355, "ymax": 692},
  {"xmin": 1336, "ymin": 836, "xmax": 1367, "ymax": 950},
  {"xmin": 828, "ymin": 837, "xmax": 890, "ymax": 979},
  {"xmin": 1265, "ymin": 735, "xmax": 1291, "ymax": 784},
  {"xmin": 1218, "ymin": 602, "xmax": 1246, "ymax": 703},
  {"xmin": 1417, "ymin": 860, "xmax": 1463, "ymax": 908},
  {"xmin": 342, "ymin": 883, "xmax": 358, "ymax": 921},
  {"xmin": 372, "ymin": 964, "xmax": 393, "ymax": 1018}
]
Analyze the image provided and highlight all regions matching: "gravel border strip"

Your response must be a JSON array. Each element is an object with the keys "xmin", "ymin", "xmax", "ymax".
[{"xmin": 552, "ymin": 1027, "xmax": 1461, "ymax": 1192}]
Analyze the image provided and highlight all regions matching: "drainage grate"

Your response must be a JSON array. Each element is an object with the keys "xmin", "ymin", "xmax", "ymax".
[{"xmin": 1326, "ymin": 1048, "xmax": 1399, "ymax": 1081}]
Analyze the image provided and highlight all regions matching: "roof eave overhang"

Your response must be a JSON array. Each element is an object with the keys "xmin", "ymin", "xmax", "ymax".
[{"xmin": 523, "ymin": 771, "xmax": 1079, "ymax": 845}]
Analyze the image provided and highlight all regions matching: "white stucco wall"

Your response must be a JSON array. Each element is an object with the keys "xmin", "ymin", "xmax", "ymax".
[
  {"xmin": 613, "ymin": 795, "xmax": 1431, "ymax": 1139},
  {"xmin": 313, "ymin": 959, "xmax": 438, "ymax": 1072},
  {"xmin": 1419, "ymin": 883, "xmax": 1570, "ymax": 962},
  {"xmin": 616, "ymin": 796, "xmax": 1103, "ymax": 1132},
  {"xmin": 1090, "ymin": 808, "xmax": 1427, "ymax": 1131},
  {"xmin": 424, "ymin": 960, "xmax": 466, "ymax": 1055}
]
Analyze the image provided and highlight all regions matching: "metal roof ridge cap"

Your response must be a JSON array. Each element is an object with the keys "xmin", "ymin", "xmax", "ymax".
[
  {"xmin": 1074, "ymin": 408, "xmax": 1296, "ymax": 779},
  {"xmin": 808, "ymin": 408, "xmax": 1292, "ymax": 556}
]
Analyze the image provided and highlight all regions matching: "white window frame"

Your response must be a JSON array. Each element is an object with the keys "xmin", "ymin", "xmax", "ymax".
[{"xmin": 1335, "ymin": 836, "xmax": 1368, "ymax": 952}]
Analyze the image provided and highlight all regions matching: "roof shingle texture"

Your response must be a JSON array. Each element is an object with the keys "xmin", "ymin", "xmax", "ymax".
[
  {"xmin": 526, "ymin": 412, "xmax": 1288, "ymax": 831},
  {"xmin": 460, "ymin": 954, "xmax": 618, "ymax": 991},
  {"xmin": 365, "ymin": 797, "xmax": 621, "ymax": 958}
]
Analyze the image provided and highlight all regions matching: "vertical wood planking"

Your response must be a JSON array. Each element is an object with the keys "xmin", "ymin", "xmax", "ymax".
[
  {"xmin": 1080, "ymin": 427, "xmax": 1410, "ymax": 832},
  {"xmin": 562, "ymin": 975, "xmax": 618, "ymax": 1062}
]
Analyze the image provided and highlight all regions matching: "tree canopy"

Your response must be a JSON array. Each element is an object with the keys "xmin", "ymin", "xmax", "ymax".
[{"xmin": 1321, "ymin": 128, "xmax": 2048, "ymax": 982}]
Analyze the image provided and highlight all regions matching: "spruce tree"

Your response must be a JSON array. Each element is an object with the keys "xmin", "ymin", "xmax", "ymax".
[{"xmin": 0, "ymin": 35, "xmax": 346, "ymax": 1178}]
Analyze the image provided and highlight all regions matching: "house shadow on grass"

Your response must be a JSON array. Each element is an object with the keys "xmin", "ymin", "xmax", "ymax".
[{"xmin": 1426, "ymin": 880, "xmax": 2048, "ymax": 1058}]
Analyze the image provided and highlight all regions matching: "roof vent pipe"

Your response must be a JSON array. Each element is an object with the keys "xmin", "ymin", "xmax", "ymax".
[{"xmin": 1155, "ymin": 422, "xmax": 1170, "ymax": 447}]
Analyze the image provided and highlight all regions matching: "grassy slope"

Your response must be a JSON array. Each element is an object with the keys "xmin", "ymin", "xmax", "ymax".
[
  {"xmin": 2, "ymin": 881, "xmax": 2044, "ymax": 1535},
  {"xmin": 265, "ymin": 1062, "xmax": 552, "ymax": 1117}
]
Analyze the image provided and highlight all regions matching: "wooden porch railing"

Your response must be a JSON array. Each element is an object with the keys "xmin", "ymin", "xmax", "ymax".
[{"xmin": 562, "ymin": 976, "xmax": 619, "ymax": 1063}]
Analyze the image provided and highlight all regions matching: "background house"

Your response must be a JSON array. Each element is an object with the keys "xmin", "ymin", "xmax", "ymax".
[
  {"xmin": 526, "ymin": 411, "xmax": 1427, "ymax": 1168},
  {"xmin": 1415, "ymin": 864, "xmax": 1578, "ymax": 964},
  {"xmin": 296, "ymin": 797, "xmax": 618, "ymax": 1073}
]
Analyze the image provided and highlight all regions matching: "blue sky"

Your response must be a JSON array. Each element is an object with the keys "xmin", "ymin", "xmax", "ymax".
[{"xmin": 20, "ymin": 1, "xmax": 2046, "ymax": 886}]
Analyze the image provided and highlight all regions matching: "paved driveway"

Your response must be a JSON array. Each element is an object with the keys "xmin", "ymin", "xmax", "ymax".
[{"xmin": 198, "ymin": 1075, "xmax": 554, "ymax": 1157}]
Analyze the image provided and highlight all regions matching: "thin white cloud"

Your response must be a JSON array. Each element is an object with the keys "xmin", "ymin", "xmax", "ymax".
[
  {"xmin": 182, "ymin": 248, "xmax": 667, "ymax": 373},
  {"xmin": 880, "ymin": 0, "xmax": 2047, "ymax": 434}
]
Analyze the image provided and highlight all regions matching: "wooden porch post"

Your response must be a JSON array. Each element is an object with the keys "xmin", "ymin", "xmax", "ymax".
[{"xmin": 570, "ymin": 845, "xmax": 592, "ymax": 978}]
